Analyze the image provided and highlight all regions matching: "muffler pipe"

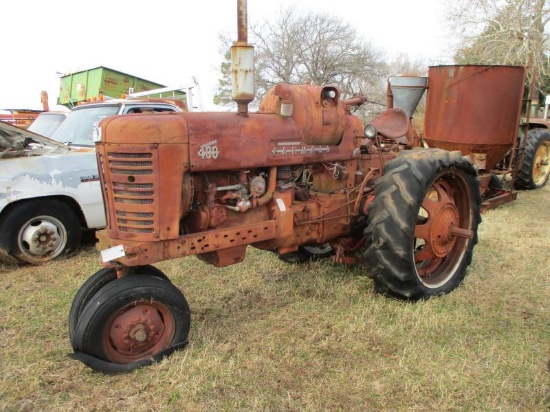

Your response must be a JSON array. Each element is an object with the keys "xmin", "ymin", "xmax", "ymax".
[{"xmin": 231, "ymin": 0, "xmax": 255, "ymax": 116}]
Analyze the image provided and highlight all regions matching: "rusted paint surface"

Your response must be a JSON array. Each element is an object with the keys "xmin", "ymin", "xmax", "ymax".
[
  {"xmin": 231, "ymin": 0, "xmax": 254, "ymax": 114},
  {"xmin": 95, "ymin": 220, "xmax": 278, "ymax": 267},
  {"xmin": 0, "ymin": 110, "xmax": 42, "ymax": 129},
  {"xmin": 260, "ymin": 84, "xmax": 348, "ymax": 146},
  {"xmin": 99, "ymin": 110, "xmax": 358, "ymax": 172},
  {"xmin": 481, "ymin": 192, "xmax": 518, "ymax": 212},
  {"xmin": 424, "ymin": 65, "xmax": 526, "ymax": 171},
  {"xmin": 237, "ymin": 0, "xmax": 248, "ymax": 43},
  {"xmin": 102, "ymin": 298, "xmax": 176, "ymax": 363},
  {"xmin": 367, "ymin": 107, "xmax": 409, "ymax": 139}
]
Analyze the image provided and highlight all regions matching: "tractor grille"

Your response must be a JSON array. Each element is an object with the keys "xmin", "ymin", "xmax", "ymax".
[{"xmin": 100, "ymin": 149, "xmax": 158, "ymax": 235}]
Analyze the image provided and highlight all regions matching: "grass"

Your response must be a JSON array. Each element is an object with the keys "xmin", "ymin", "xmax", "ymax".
[{"xmin": 1, "ymin": 187, "xmax": 549, "ymax": 411}]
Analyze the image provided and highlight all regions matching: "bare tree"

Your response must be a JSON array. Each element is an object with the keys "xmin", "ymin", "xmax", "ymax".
[
  {"xmin": 213, "ymin": 8, "xmax": 387, "ymax": 113},
  {"xmin": 448, "ymin": 0, "xmax": 550, "ymax": 94}
]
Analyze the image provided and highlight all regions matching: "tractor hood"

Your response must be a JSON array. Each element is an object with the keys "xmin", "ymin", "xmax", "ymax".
[{"xmin": 0, "ymin": 120, "xmax": 72, "ymax": 159}]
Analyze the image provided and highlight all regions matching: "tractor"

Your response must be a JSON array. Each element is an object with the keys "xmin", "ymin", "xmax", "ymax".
[{"xmin": 68, "ymin": 0, "xmax": 549, "ymax": 373}]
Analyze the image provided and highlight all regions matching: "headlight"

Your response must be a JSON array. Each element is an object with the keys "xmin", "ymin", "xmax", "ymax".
[{"xmin": 364, "ymin": 124, "xmax": 377, "ymax": 139}]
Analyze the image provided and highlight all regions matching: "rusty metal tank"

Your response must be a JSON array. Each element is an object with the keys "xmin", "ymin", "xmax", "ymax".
[{"xmin": 423, "ymin": 65, "xmax": 526, "ymax": 171}]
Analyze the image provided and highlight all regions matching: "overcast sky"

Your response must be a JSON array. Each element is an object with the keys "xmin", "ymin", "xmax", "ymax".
[{"xmin": 0, "ymin": 0, "xmax": 451, "ymax": 111}]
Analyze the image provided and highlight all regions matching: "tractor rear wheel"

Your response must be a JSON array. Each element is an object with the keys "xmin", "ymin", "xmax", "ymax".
[
  {"xmin": 515, "ymin": 128, "xmax": 550, "ymax": 189},
  {"xmin": 363, "ymin": 149, "xmax": 481, "ymax": 299},
  {"xmin": 71, "ymin": 275, "xmax": 190, "ymax": 369}
]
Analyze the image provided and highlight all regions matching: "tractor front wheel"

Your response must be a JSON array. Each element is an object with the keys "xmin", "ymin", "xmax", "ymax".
[
  {"xmin": 71, "ymin": 275, "xmax": 190, "ymax": 370},
  {"xmin": 363, "ymin": 149, "xmax": 481, "ymax": 299},
  {"xmin": 69, "ymin": 265, "xmax": 170, "ymax": 345}
]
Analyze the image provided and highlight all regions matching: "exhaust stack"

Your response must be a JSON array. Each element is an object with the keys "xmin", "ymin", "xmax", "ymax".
[{"xmin": 231, "ymin": 0, "xmax": 255, "ymax": 116}]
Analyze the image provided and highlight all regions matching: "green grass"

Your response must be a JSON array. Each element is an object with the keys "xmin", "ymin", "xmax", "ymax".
[{"xmin": 1, "ymin": 187, "xmax": 549, "ymax": 411}]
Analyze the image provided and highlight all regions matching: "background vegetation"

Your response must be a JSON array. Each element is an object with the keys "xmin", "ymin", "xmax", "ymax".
[
  {"xmin": 1, "ymin": 186, "xmax": 549, "ymax": 411},
  {"xmin": 448, "ymin": 0, "xmax": 549, "ymax": 97},
  {"xmin": 214, "ymin": 0, "xmax": 550, "ymax": 119}
]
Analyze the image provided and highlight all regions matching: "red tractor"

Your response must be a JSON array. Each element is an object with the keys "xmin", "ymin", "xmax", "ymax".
[{"xmin": 68, "ymin": 1, "xmax": 548, "ymax": 373}]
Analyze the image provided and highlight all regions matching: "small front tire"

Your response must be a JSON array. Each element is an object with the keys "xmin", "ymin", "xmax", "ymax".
[
  {"xmin": 68, "ymin": 265, "xmax": 169, "ymax": 344},
  {"xmin": 72, "ymin": 275, "xmax": 191, "ymax": 367}
]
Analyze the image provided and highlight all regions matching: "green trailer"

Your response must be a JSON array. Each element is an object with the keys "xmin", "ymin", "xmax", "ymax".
[{"xmin": 57, "ymin": 66, "xmax": 166, "ymax": 107}]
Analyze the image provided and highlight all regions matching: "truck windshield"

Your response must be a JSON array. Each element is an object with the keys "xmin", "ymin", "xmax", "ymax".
[
  {"xmin": 50, "ymin": 105, "xmax": 119, "ymax": 146},
  {"xmin": 28, "ymin": 113, "xmax": 68, "ymax": 138}
]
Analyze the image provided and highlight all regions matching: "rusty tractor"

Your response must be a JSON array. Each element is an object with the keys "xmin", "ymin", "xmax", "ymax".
[{"xmin": 68, "ymin": 0, "xmax": 549, "ymax": 373}]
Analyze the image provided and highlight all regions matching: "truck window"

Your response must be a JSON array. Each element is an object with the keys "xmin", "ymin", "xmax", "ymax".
[
  {"xmin": 50, "ymin": 106, "xmax": 119, "ymax": 146},
  {"xmin": 124, "ymin": 106, "xmax": 178, "ymax": 114},
  {"xmin": 28, "ymin": 113, "xmax": 68, "ymax": 138}
]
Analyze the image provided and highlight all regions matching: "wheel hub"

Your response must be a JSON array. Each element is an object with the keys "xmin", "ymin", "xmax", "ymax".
[
  {"xmin": 109, "ymin": 305, "xmax": 165, "ymax": 355},
  {"xmin": 128, "ymin": 323, "xmax": 149, "ymax": 343},
  {"xmin": 429, "ymin": 203, "xmax": 459, "ymax": 258},
  {"xmin": 21, "ymin": 220, "xmax": 61, "ymax": 256}
]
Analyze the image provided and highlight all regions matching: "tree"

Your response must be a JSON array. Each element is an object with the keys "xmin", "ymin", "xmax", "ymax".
[
  {"xmin": 448, "ymin": 0, "xmax": 550, "ymax": 95},
  {"xmin": 213, "ymin": 8, "xmax": 387, "ymax": 115},
  {"xmin": 212, "ymin": 49, "xmax": 233, "ymax": 108}
]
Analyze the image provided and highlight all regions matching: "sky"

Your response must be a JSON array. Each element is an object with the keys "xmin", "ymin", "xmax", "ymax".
[{"xmin": 0, "ymin": 0, "xmax": 452, "ymax": 111}]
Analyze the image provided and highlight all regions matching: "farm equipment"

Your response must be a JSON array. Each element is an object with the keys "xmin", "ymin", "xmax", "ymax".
[{"xmin": 68, "ymin": 0, "xmax": 549, "ymax": 373}]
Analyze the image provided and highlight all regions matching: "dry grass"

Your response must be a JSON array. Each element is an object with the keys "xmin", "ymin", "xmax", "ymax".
[{"xmin": 1, "ymin": 187, "xmax": 549, "ymax": 411}]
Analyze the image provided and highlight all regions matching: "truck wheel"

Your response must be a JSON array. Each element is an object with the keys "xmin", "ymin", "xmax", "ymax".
[
  {"xmin": 68, "ymin": 265, "xmax": 169, "ymax": 344},
  {"xmin": 363, "ymin": 149, "xmax": 481, "ymax": 299},
  {"xmin": 71, "ymin": 275, "xmax": 191, "ymax": 368},
  {"xmin": 0, "ymin": 199, "xmax": 81, "ymax": 265},
  {"xmin": 515, "ymin": 128, "xmax": 550, "ymax": 189},
  {"xmin": 278, "ymin": 243, "xmax": 333, "ymax": 263}
]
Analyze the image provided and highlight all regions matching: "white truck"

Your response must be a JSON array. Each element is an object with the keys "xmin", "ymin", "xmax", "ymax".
[{"xmin": 0, "ymin": 97, "xmax": 188, "ymax": 265}]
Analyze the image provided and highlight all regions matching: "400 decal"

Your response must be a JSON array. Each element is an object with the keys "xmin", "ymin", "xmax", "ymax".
[{"xmin": 198, "ymin": 140, "xmax": 219, "ymax": 159}]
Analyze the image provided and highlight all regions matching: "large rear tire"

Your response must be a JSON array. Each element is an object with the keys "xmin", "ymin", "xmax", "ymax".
[
  {"xmin": 363, "ymin": 149, "xmax": 481, "ymax": 299},
  {"xmin": 72, "ymin": 275, "xmax": 191, "ymax": 368},
  {"xmin": 514, "ymin": 128, "xmax": 550, "ymax": 189}
]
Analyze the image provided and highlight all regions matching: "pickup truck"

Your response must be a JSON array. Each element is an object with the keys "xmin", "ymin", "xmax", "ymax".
[{"xmin": 0, "ymin": 98, "xmax": 186, "ymax": 265}]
